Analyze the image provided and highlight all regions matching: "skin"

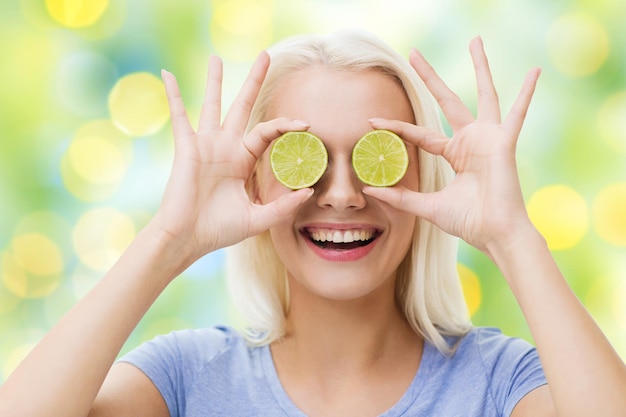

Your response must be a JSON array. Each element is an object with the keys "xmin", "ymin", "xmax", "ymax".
[
  {"xmin": 255, "ymin": 68, "xmax": 423, "ymax": 415},
  {"xmin": 0, "ymin": 37, "xmax": 624, "ymax": 417},
  {"xmin": 256, "ymin": 67, "xmax": 419, "ymax": 302}
]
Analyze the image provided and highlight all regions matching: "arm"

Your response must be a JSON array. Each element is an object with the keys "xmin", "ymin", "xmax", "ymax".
[
  {"xmin": 0, "ymin": 53, "xmax": 313, "ymax": 417},
  {"xmin": 365, "ymin": 37, "xmax": 626, "ymax": 417}
]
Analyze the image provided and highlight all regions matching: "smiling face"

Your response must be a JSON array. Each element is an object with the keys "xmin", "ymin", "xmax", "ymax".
[{"xmin": 256, "ymin": 66, "xmax": 419, "ymax": 304}]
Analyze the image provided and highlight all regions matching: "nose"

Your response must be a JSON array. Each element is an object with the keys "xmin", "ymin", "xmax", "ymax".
[{"xmin": 315, "ymin": 157, "xmax": 366, "ymax": 212}]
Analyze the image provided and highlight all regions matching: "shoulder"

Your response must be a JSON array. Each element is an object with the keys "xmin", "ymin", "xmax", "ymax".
[
  {"xmin": 410, "ymin": 327, "xmax": 546, "ymax": 416},
  {"xmin": 454, "ymin": 326, "xmax": 537, "ymax": 360},
  {"xmin": 119, "ymin": 325, "xmax": 249, "ymax": 376},
  {"xmin": 446, "ymin": 327, "xmax": 544, "ymax": 384},
  {"xmin": 117, "ymin": 326, "xmax": 265, "ymax": 416}
]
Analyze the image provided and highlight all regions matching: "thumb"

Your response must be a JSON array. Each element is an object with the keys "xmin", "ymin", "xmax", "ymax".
[
  {"xmin": 363, "ymin": 185, "xmax": 437, "ymax": 224},
  {"xmin": 249, "ymin": 188, "xmax": 314, "ymax": 234}
]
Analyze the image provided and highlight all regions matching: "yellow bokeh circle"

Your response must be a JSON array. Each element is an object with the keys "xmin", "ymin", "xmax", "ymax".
[
  {"xmin": 527, "ymin": 185, "xmax": 589, "ymax": 250},
  {"xmin": 546, "ymin": 12, "xmax": 610, "ymax": 77},
  {"xmin": 209, "ymin": 0, "xmax": 274, "ymax": 62},
  {"xmin": 592, "ymin": 183, "xmax": 626, "ymax": 246},
  {"xmin": 45, "ymin": 0, "xmax": 109, "ymax": 28},
  {"xmin": 108, "ymin": 72, "xmax": 169, "ymax": 137},
  {"xmin": 61, "ymin": 120, "xmax": 132, "ymax": 202},
  {"xmin": 457, "ymin": 263, "xmax": 482, "ymax": 317},
  {"xmin": 12, "ymin": 233, "xmax": 64, "ymax": 276},
  {"xmin": 597, "ymin": 91, "xmax": 626, "ymax": 154},
  {"xmin": 73, "ymin": 207, "xmax": 135, "ymax": 271},
  {"xmin": 1, "ymin": 233, "xmax": 64, "ymax": 299}
]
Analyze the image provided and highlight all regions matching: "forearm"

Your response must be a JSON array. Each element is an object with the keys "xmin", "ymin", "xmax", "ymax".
[
  {"xmin": 0, "ymin": 224, "xmax": 195, "ymax": 417},
  {"xmin": 487, "ymin": 223, "xmax": 626, "ymax": 417}
]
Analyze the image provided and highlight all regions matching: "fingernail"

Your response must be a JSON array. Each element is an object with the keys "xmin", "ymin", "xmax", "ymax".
[
  {"xmin": 369, "ymin": 118, "xmax": 385, "ymax": 125},
  {"xmin": 409, "ymin": 48, "xmax": 422, "ymax": 58},
  {"xmin": 293, "ymin": 120, "xmax": 310, "ymax": 128}
]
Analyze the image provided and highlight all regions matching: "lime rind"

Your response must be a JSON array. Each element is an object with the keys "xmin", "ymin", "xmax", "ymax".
[
  {"xmin": 270, "ymin": 131, "xmax": 328, "ymax": 190},
  {"xmin": 352, "ymin": 130, "xmax": 408, "ymax": 187}
]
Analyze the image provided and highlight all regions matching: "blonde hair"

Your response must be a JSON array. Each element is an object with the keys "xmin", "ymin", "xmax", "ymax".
[{"xmin": 226, "ymin": 30, "xmax": 472, "ymax": 354}]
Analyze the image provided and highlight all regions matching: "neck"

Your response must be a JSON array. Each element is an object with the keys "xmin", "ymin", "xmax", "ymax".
[
  {"xmin": 269, "ymin": 273, "xmax": 423, "ymax": 416},
  {"xmin": 272, "ymin": 273, "xmax": 422, "ymax": 372}
]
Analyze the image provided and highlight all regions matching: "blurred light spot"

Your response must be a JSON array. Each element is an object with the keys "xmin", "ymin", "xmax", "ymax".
[
  {"xmin": 13, "ymin": 212, "xmax": 73, "ymax": 262},
  {"xmin": 209, "ymin": 0, "xmax": 274, "ymax": 62},
  {"xmin": 45, "ymin": 0, "xmax": 109, "ymax": 28},
  {"xmin": 457, "ymin": 263, "xmax": 481, "ymax": 317},
  {"xmin": 597, "ymin": 91, "xmax": 626, "ymax": 154},
  {"xmin": 527, "ymin": 185, "xmax": 589, "ymax": 250},
  {"xmin": 1, "ymin": 234, "xmax": 64, "ymax": 299},
  {"xmin": 2, "ymin": 343, "xmax": 36, "ymax": 380},
  {"xmin": 592, "ymin": 183, "xmax": 626, "ymax": 246},
  {"xmin": 73, "ymin": 207, "xmax": 135, "ymax": 271},
  {"xmin": 546, "ymin": 12, "xmax": 610, "ymax": 77},
  {"xmin": 108, "ymin": 72, "xmax": 169, "ymax": 136},
  {"xmin": 12, "ymin": 233, "xmax": 64, "ymax": 276},
  {"xmin": 61, "ymin": 120, "xmax": 132, "ymax": 202},
  {"xmin": 56, "ymin": 51, "xmax": 118, "ymax": 117},
  {"xmin": 73, "ymin": 0, "xmax": 127, "ymax": 41},
  {"xmin": 69, "ymin": 135, "xmax": 127, "ymax": 184}
]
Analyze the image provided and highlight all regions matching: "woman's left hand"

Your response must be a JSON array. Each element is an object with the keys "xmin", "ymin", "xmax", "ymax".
[{"xmin": 365, "ymin": 37, "xmax": 541, "ymax": 254}]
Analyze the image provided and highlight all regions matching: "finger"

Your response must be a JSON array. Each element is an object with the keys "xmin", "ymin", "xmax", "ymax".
[
  {"xmin": 197, "ymin": 55, "xmax": 223, "ymax": 134},
  {"xmin": 222, "ymin": 51, "xmax": 270, "ymax": 136},
  {"xmin": 362, "ymin": 185, "xmax": 438, "ymax": 224},
  {"xmin": 161, "ymin": 70, "xmax": 195, "ymax": 140},
  {"xmin": 243, "ymin": 118, "xmax": 310, "ymax": 159},
  {"xmin": 503, "ymin": 67, "xmax": 541, "ymax": 141},
  {"xmin": 369, "ymin": 118, "xmax": 449, "ymax": 156},
  {"xmin": 250, "ymin": 188, "xmax": 314, "ymax": 234},
  {"xmin": 409, "ymin": 49, "xmax": 475, "ymax": 130},
  {"xmin": 469, "ymin": 37, "xmax": 501, "ymax": 123}
]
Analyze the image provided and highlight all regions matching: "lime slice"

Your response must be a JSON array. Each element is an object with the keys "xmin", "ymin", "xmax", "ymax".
[
  {"xmin": 270, "ymin": 131, "xmax": 328, "ymax": 190},
  {"xmin": 352, "ymin": 130, "xmax": 408, "ymax": 187}
]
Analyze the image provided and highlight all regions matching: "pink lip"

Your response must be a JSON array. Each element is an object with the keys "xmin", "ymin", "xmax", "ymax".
[{"xmin": 299, "ymin": 223, "xmax": 381, "ymax": 262}]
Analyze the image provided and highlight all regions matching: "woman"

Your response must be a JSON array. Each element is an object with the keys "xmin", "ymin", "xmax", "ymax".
[{"xmin": 1, "ymin": 30, "xmax": 624, "ymax": 417}]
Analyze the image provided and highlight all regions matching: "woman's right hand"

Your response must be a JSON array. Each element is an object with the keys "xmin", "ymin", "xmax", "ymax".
[{"xmin": 151, "ymin": 52, "xmax": 313, "ymax": 262}]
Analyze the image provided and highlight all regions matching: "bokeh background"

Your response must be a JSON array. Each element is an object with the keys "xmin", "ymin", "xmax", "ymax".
[{"xmin": 1, "ymin": 0, "xmax": 625, "ymax": 382}]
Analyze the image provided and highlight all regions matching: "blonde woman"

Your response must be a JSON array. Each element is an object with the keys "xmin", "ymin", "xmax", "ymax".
[{"xmin": 1, "ymin": 30, "xmax": 625, "ymax": 417}]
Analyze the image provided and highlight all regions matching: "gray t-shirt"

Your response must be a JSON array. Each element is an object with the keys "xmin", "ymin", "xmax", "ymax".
[{"xmin": 120, "ymin": 326, "xmax": 546, "ymax": 416}]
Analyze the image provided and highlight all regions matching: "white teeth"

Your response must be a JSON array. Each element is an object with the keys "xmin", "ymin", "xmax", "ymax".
[{"xmin": 308, "ymin": 228, "xmax": 375, "ymax": 243}]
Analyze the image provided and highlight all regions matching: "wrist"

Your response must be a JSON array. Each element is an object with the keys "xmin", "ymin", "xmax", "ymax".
[
  {"xmin": 135, "ymin": 221, "xmax": 200, "ymax": 281},
  {"xmin": 483, "ymin": 218, "xmax": 547, "ymax": 266}
]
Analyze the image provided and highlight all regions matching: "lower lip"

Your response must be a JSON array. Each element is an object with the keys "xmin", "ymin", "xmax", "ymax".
[{"xmin": 302, "ymin": 234, "xmax": 379, "ymax": 262}]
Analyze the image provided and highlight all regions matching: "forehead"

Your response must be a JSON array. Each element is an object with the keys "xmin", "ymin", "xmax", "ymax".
[{"xmin": 265, "ymin": 67, "xmax": 415, "ymax": 142}]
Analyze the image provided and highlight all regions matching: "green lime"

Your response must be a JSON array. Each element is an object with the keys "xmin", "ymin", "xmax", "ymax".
[
  {"xmin": 270, "ymin": 131, "xmax": 328, "ymax": 190},
  {"xmin": 352, "ymin": 130, "xmax": 408, "ymax": 187}
]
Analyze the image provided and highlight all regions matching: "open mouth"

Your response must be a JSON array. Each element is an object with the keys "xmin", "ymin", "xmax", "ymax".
[{"xmin": 302, "ymin": 227, "xmax": 381, "ymax": 250}]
